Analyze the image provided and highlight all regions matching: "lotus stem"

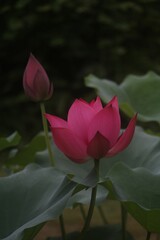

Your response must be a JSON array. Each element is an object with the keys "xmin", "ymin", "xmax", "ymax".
[
  {"xmin": 79, "ymin": 204, "xmax": 86, "ymax": 222},
  {"xmin": 59, "ymin": 214, "xmax": 66, "ymax": 240},
  {"xmin": 80, "ymin": 185, "xmax": 97, "ymax": 234},
  {"xmin": 146, "ymin": 231, "xmax": 151, "ymax": 240},
  {"xmin": 40, "ymin": 102, "xmax": 54, "ymax": 166},
  {"xmin": 121, "ymin": 203, "xmax": 127, "ymax": 240},
  {"xmin": 78, "ymin": 159, "xmax": 99, "ymax": 240}
]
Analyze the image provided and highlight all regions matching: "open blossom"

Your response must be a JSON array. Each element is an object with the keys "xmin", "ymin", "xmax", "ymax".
[
  {"xmin": 46, "ymin": 97, "xmax": 137, "ymax": 163},
  {"xmin": 23, "ymin": 53, "xmax": 53, "ymax": 102}
]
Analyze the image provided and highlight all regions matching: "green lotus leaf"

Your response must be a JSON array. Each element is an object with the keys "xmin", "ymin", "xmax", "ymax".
[
  {"xmin": 52, "ymin": 142, "xmax": 94, "ymax": 185},
  {"xmin": 0, "ymin": 164, "xmax": 76, "ymax": 240},
  {"xmin": 67, "ymin": 185, "xmax": 108, "ymax": 208},
  {"xmin": 100, "ymin": 127, "xmax": 160, "ymax": 177},
  {"xmin": 34, "ymin": 127, "xmax": 160, "ymax": 233},
  {"xmin": 99, "ymin": 127, "xmax": 160, "ymax": 233},
  {"xmin": 105, "ymin": 163, "xmax": 160, "ymax": 233},
  {"xmin": 85, "ymin": 71, "xmax": 160, "ymax": 122},
  {"xmin": 37, "ymin": 143, "xmax": 108, "ymax": 206}
]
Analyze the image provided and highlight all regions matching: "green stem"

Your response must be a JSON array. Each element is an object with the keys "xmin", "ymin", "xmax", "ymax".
[
  {"xmin": 59, "ymin": 214, "xmax": 66, "ymax": 240},
  {"xmin": 78, "ymin": 160, "xmax": 99, "ymax": 240},
  {"xmin": 40, "ymin": 103, "xmax": 65, "ymax": 239},
  {"xmin": 40, "ymin": 102, "xmax": 54, "ymax": 166},
  {"xmin": 121, "ymin": 203, "xmax": 127, "ymax": 240},
  {"xmin": 81, "ymin": 185, "xmax": 97, "ymax": 234},
  {"xmin": 79, "ymin": 204, "xmax": 86, "ymax": 222},
  {"xmin": 97, "ymin": 205, "xmax": 108, "ymax": 225},
  {"xmin": 146, "ymin": 231, "xmax": 151, "ymax": 240}
]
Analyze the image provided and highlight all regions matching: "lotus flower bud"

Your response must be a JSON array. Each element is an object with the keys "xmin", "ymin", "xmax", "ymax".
[{"xmin": 23, "ymin": 53, "xmax": 53, "ymax": 102}]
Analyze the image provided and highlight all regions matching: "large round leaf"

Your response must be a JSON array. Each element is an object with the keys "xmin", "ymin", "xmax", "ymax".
[
  {"xmin": 100, "ymin": 127, "xmax": 160, "ymax": 175},
  {"xmin": 36, "ymin": 145, "xmax": 95, "ymax": 186},
  {"xmin": 105, "ymin": 163, "xmax": 160, "ymax": 233},
  {"xmin": 0, "ymin": 164, "xmax": 76, "ymax": 240},
  {"xmin": 100, "ymin": 127, "xmax": 160, "ymax": 233},
  {"xmin": 85, "ymin": 71, "xmax": 160, "ymax": 122},
  {"xmin": 100, "ymin": 127, "xmax": 160, "ymax": 177}
]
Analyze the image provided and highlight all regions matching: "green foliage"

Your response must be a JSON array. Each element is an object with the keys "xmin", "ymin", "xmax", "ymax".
[
  {"xmin": 3, "ymin": 67, "xmax": 160, "ymax": 237},
  {"xmin": 0, "ymin": 164, "xmax": 76, "ymax": 240},
  {"xmin": 0, "ymin": 132, "xmax": 48, "ymax": 174},
  {"xmin": 8, "ymin": 132, "xmax": 46, "ymax": 167},
  {"xmin": 100, "ymin": 127, "xmax": 160, "ymax": 176},
  {"xmin": 0, "ymin": 132, "xmax": 21, "ymax": 151},
  {"xmin": 67, "ymin": 185, "xmax": 108, "ymax": 208},
  {"xmin": 2, "ymin": 124, "xmax": 160, "ymax": 237},
  {"xmin": 100, "ymin": 127, "xmax": 160, "ymax": 233},
  {"xmin": 23, "ymin": 127, "xmax": 160, "ymax": 234},
  {"xmin": 106, "ymin": 163, "xmax": 160, "ymax": 233},
  {"xmin": 51, "ymin": 125, "xmax": 160, "ymax": 234},
  {"xmin": 2, "ymin": 1, "xmax": 160, "ymax": 235},
  {"xmin": 85, "ymin": 71, "xmax": 160, "ymax": 123}
]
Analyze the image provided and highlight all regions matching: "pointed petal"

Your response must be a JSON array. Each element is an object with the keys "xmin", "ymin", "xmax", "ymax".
[
  {"xmin": 51, "ymin": 127, "xmax": 88, "ymax": 163},
  {"xmin": 88, "ymin": 97, "xmax": 121, "ymax": 146},
  {"xmin": 87, "ymin": 132, "xmax": 110, "ymax": 160},
  {"xmin": 68, "ymin": 99, "xmax": 96, "ymax": 142},
  {"xmin": 89, "ymin": 97, "xmax": 103, "ymax": 112},
  {"xmin": 23, "ymin": 54, "xmax": 53, "ymax": 101},
  {"xmin": 106, "ymin": 114, "xmax": 137, "ymax": 157},
  {"xmin": 23, "ymin": 53, "xmax": 49, "ymax": 88},
  {"xmin": 107, "ymin": 96, "xmax": 118, "ymax": 108},
  {"xmin": 32, "ymin": 70, "xmax": 51, "ymax": 100},
  {"xmin": 45, "ymin": 114, "xmax": 68, "ymax": 128}
]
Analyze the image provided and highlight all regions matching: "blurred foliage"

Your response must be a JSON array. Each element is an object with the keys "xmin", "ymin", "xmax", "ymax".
[
  {"xmin": 1, "ymin": 0, "xmax": 160, "ymax": 138},
  {"xmin": 85, "ymin": 71, "xmax": 160, "ymax": 134}
]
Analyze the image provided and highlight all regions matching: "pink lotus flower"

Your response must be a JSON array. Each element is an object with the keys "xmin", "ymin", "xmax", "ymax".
[
  {"xmin": 46, "ymin": 97, "xmax": 137, "ymax": 163},
  {"xmin": 23, "ymin": 53, "xmax": 53, "ymax": 102}
]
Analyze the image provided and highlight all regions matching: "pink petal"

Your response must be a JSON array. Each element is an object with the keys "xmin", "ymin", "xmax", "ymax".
[
  {"xmin": 106, "ymin": 114, "xmax": 137, "ymax": 157},
  {"xmin": 23, "ymin": 54, "xmax": 53, "ymax": 101},
  {"xmin": 23, "ymin": 53, "xmax": 49, "ymax": 88},
  {"xmin": 51, "ymin": 127, "xmax": 88, "ymax": 163},
  {"xmin": 68, "ymin": 99, "xmax": 96, "ymax": 143},
  {"xmin": 87, "ymin": 132, "xmax": 110, "ymax": 160},
  {"xmin": 88, "ymin": 97, "xmax": 121, "ymax": 147},
  {"xmin": 107, "ymin": 96, "xmax": 118, "ymax": 108},
  {"xmin": 89, "ymin": 97, "xmax": 103, "ymax": 112},
  {"xmin": 32, "ymin": 70, "xmax": 51, "ymax": 99},
  {"xmin": 45, "ymin": 114, "xmax": 68, "ymax": 128}
]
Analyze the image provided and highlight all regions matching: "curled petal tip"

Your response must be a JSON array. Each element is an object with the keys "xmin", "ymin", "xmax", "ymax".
[{"xmin": 106, "ymin": 113, "xmax": 137, "ymax": 157}]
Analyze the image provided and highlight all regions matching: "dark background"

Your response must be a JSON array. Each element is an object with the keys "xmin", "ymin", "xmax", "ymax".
[{"xmin": 1, "ymin": 0, "xmax": 160, "ymax": 139}]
